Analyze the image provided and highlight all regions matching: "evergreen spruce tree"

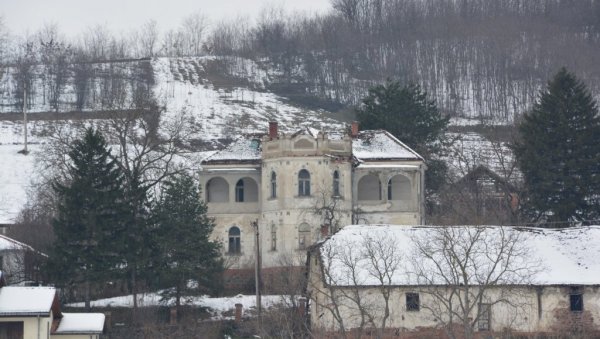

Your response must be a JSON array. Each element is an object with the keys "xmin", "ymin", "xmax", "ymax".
[
  {"xmin": 47, "ymin": 128, "xmax": 127, "ymax": 309},
  {"xmin": 357, "ymin": 80, "xmax": 450, "ymax": 196},
  {"xmin": 514, "ymin": 68, "xmax": 600, "ymax": 225},
  {"xmin": 153, "ymin": 173, "xmax": 223, "ymax": 315}
]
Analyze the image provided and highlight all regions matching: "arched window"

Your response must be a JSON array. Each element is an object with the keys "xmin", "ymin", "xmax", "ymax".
[
  {"xmin": 357, "ymin": 174, "xmax": 382, "ymax": 201},
  {"xmin": 298, "ymin": 223, "xmax": 311, "ymax": 249},
  {"xmin": 235, "ymin": 179, "xmax": 244, "ymax": 202},
  {"xmin": 228, "ymin": 226, "xmax": 241, "ymax": 254},
  {"xmin": 333, "ymin": 170, "xmax": 340, "ymax": 197},
  {"xmin": 388, "ymin": 175, "xmax": 411, "ymax": 200},
  {"xmin": 270, "ymin": 172, "xmax": 277, "ymax": 199},
  {"xmin": 271, "ymin": 224, "xmax": 277, "ymax": 251},
  {"xmin": 298, "ymin": 169, "xmax": 311, "ymax": 196}
]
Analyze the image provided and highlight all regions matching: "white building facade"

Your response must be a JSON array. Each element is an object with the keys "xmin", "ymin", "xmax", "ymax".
[{"xmin": 199, "ymin": 122, "xmax": 425, "ymax": 269}]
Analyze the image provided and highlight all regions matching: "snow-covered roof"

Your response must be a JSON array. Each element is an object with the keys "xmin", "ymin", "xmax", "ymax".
[
  {"xmin": 317, "ymin": 225, "xmax": 600, "ymax": 287},
  {"xmin": 203, "ymin": 135, "xmax": 263, "ymax": 163},
  {"xmin": 54, "ymin": 313, "xmax": 105, "ymax": 334},
  {"xmin": 352, "ymin": 130, "xmax": 422, "ymax": 161},
  {"xmin": 0, "ymin": 286, "xmax": 56, "ymax": 315},
  {"xmin": 0, "ymin": 234, "xmax": 36, "ymax": 252}
]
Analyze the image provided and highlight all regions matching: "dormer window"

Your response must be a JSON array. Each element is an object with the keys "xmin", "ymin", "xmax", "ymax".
[{"xmin": 298, "ymin": 169, "xmax": 311, "ymax": 196}]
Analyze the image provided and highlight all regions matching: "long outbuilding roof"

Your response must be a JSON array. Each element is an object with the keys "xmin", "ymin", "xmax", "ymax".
[{"xmin": 316, "ymin": 225, "xmax": 600, "ymax": 287}]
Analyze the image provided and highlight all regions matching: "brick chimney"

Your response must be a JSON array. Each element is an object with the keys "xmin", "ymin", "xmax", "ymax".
[
  {"xmin": 269, "ymin": 121, "xmax": 278, "ymax": 139},
  {"xmin": 351, "ymin": 121, "xmax": 359, "ymax": 137},
  {"xmin": 235, "ymin": 303, "xmax": 243, "ymax": 323}
]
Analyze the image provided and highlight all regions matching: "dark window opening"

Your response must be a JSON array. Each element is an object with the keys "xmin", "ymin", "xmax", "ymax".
[
  {"xmin": 0, "ymin": 321, "xmax": 24, "ymax": 339},
  {"xmin": 228, "ymin": 226, "xmax": 241, "ymax": 254},
  {"xmin": 298, "ymin": 169, "xmax": 311, "ymax": 196},
  {"xmin": 271, "ymin": 172, "xmax": 277, "ymax": 198},
  {"xmin": 570, "ymin": 293, "xmax": 583, "ymax": 312},
  {"xmin": 406, "ymin": 293, "xmax": 420, "ymax": 311},
  {"xmin": 333, "ymin": 171, "xmax": 340, "ymax": 197},
  {"xmin": 271, "ymin": 224, "xmax": 277, "ymax": 251},
  {"xmin": 478, "ymin": 303, "xmax": 491, "ymax": 331},
  {"xmin": 235, "ymin": 179, "xmax": 244, "ymax": 202}
]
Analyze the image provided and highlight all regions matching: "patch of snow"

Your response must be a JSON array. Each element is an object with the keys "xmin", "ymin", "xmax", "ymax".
[
  {"xmin": 55, "ymin": 313, "xmax": 105, "ymax": 334},
  {"xmin": 66, "ymin": 293, "xmax": 288, "ymax": 320},
  {"xmin": 0, "ymin": 144, "xmax": 39, "ymax": 224}
]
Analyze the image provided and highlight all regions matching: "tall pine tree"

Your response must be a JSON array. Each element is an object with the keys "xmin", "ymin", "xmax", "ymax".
[
  {"xmin": 153, "ymin": 173, "xmax": 223, "ymax": 315},
  {"xmin": 47, "ymin": 128, "xmax": 127, "ymax": 309},
  {"xmin": 514, "ymin": 68, "xmax": 600, "ymax": 225},
  {"xmin": 357, "ymin": 80, "xmax": 450, "ymax": 196}
]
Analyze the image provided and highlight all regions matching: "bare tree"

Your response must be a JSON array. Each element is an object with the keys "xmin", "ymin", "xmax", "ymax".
[
  {"xmin": 133, "ymin": 19, "xmax": 160, "ymax": 57},
  {"xmin": 309, "ymin": 231, "xmax": 401, "ymax": 339},
  {"xmin": 180, "ymin": 11, "xmax": 207, "ymax": 56},
  {"xmin": 409, "ymin": 226, "xmax": 539, "ymax": 339}
]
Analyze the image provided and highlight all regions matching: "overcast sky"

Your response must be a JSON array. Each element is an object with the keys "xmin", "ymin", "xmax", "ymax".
[{"xmin": 1, "ymin": 0, "xmax": 332, "ymax": 37}]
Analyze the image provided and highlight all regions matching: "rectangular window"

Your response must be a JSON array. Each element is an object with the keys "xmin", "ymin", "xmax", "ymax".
[
  {"xmin": 228, "ymin": 237, "xmax": 241, "ymax": 254},
  {"xmin": 0, "ymin": 321, "xmax": 24, "ymax": 338},
  {"xmin": 478, "ymin": 303, "xmax": 491, "ymax": 331},
  {"xmin": 406, "ymin": 293, "xmax": 420, "ymax": 311},
  {"xmin": 570, "ymin": 293, "xmax": 583, "ymax": 312}
]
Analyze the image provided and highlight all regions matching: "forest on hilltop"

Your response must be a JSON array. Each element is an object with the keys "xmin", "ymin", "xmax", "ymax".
[{"xmin": 1, "ymin": 0, "xmax": 599, "ymax": 122}]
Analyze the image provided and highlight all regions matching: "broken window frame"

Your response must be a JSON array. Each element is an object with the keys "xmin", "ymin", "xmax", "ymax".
[
  {"xmin": 406, "ymin": 292, "xmax": 420, "ymax": 311},
  {"xmin": 478, "ymin": 303, "xmax": 492, "ymax": 331}
]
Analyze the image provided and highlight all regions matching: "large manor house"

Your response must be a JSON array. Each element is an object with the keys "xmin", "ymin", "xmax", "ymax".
[{"xmin": 199, "ymin": 122, "xmax": 425, "ymax": 268}]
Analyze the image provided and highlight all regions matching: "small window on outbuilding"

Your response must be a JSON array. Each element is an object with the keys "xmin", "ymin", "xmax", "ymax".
[
  {"xmin": 478, "ymin": 303, "xmax": 491, "ymax": 331},
  {"xmin": 406, "ymin": 293, "xmax": 420, "ymax": 311},
  {"xmin": 570, "ymin": 293, "xmax": 583, "ymax": 312}
]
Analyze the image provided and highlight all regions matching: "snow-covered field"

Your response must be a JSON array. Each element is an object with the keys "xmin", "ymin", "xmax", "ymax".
[
  {"xmin": 153, "ymin": 57, "xmax": 345, "ymax": 141},
  {"xmin": 0, "ymin": 56, "xmax": 512, "ymax": 224},
  {"xmin": 0, "ymin": 144, "xmax": 39, "ymax": 223},
  {"xmin": 67, "ymin": 293, "xmax": 290, "ymax": 320}
]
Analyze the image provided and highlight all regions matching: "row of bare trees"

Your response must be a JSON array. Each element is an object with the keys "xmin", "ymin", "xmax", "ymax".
[
  {"xmin": 3, "ymin": 0, "xmax": 600, "ymax": 121},
  {"xmin": 310, "ymin": 226, "xmax": 539, "ymax": 339}
]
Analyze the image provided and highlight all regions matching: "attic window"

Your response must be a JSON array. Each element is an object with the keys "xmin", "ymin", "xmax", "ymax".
[
  {"xmin": 570, "ymin": 293, "xmax": 583, "ymax": 312},
  {"xmin": 406, "ymin": 293, "xmax": 420, "ymax": 311},
  {"xmin": 250, "ymin": 139, "xmax": 260, "ymax": 150}
]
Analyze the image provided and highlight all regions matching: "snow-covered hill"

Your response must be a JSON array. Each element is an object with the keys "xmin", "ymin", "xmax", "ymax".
[{"xmin": 0, "ymin": 56, "xmax": 507, "ymax": 224}]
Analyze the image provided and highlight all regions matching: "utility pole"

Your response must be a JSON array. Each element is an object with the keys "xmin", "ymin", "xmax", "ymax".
[
  {"xmin": 19, "ymin": 83, "xmax": 29, "ymax": 155},
  {"xmin": 251, "ymin": 220, "xmax": 262, "ymax": 328}
]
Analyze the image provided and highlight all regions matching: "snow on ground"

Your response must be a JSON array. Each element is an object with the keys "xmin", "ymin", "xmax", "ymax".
[
  {"xmin": 67, "ymin": 293, "xmax": 289, "ymax": 320},
  {"xmin": 153, "ymin": 57, "xmax": 345, "ymax": 141},
  {"xmin": 0, "ymin": 144, "xmax": 39, "ymax": 224},
  {"xmin": 445, "ymin": 132, "xmax": 518, "ymax": 181}
]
